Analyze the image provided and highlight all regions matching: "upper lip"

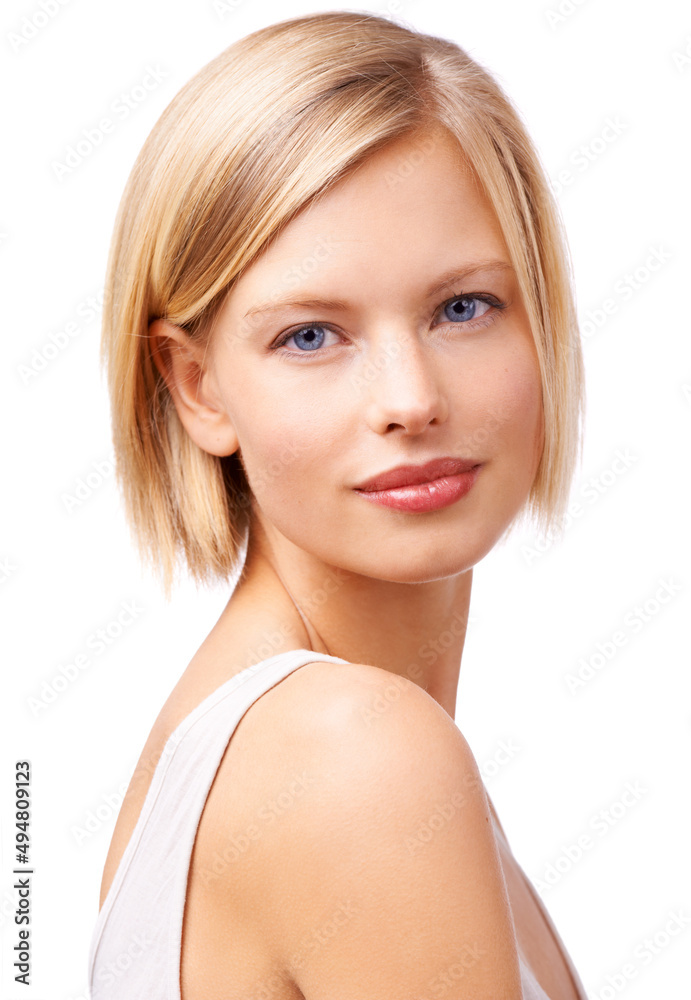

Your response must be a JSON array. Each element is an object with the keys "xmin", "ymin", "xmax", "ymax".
[{"xmin": 354, "ymin": 457, "xmax": 481, "ymax": 492}]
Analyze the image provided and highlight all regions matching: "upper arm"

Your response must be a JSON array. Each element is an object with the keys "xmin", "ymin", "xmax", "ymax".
[{"xmin": 252, "ymin": 663, "xmax": 523, "ymax": 1000}]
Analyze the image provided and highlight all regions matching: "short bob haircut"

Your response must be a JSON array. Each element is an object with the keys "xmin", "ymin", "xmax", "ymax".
[{"xmin": 101, "ymin": 10, "xmax": 585, "ymax": 598}]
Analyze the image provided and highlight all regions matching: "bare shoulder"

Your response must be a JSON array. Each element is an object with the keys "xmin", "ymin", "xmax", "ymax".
[
  {"xmin": 196, "ymin": 659, "xmax": 523, "ymax": 999},
  {"xmin": 278, "ymin": 657, "xmax": 475, "ymax": 774}
]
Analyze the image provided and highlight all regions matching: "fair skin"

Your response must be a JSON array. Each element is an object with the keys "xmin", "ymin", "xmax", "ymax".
[
  {"xmin": 153, "ymin": 124, "xmax": 544, "ymax": 719},
  {"xmin": 100, "ymin": 126, "xmax": 583, "ymax": 1000}
]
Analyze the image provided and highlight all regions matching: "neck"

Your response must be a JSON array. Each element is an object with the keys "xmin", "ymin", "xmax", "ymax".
[{"xmin": 228, "ymin": 518, "xmax": 473, "ymax": 719}]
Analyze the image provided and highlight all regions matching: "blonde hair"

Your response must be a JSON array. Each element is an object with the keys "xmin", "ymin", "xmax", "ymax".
[{"xmin": 101, "ymin": 10, "xmax": 585, "ymax": 597}]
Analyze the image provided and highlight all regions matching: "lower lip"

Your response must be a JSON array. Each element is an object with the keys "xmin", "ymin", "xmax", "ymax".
[{"xmin": 354, "ymin": 466, "xmax": 481, "ymax": 512}]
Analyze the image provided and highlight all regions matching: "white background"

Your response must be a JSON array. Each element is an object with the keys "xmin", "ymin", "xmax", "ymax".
[{"xmin": 1, "ymin": 0, "xmax": 690, "ymax": 997}]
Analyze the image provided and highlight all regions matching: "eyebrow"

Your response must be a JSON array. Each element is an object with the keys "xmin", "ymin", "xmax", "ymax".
[{"xmin": 242, "ymin": 260, "xmax": 514, "ymax": 322}]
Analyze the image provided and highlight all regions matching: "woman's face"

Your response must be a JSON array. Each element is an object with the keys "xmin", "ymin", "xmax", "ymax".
[{"xmin": 204, "ymin": 125, "xmax": 544, "ymax": 582}]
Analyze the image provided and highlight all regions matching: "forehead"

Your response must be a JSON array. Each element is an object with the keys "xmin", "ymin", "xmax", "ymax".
[{"xmin": 221, "ymin": 125, "xmax": 509, "ymax": 319}]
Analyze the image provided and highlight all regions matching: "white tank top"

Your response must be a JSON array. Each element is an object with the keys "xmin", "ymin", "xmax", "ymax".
[{"xmin": 87, "ymin": 648, "xmax": 586, "ymax": 999}]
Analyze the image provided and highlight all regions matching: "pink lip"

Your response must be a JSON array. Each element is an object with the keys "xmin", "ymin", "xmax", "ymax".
[
  {"xmin": 353, "ymin": 458, "xmax": 482, "ymax": 513},
  {"xmin": 355, "ymin": 456, "xmax": 480, "ymax": 492}
]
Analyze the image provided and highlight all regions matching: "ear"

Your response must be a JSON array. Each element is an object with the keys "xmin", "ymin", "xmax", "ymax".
[{"xmin": 149, "ymin": 319, "xmax": 239, "ymax": 457}]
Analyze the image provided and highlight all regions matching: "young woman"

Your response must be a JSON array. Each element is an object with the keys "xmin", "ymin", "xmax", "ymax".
[{"xmin": 88, "ymin": 11, "xmax": 587, "ymax": 1000}]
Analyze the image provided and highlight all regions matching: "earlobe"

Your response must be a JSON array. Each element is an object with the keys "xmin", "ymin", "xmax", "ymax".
[{"xmin": 149, "ymin": 318, "xmax": 239, "ymax": 457}]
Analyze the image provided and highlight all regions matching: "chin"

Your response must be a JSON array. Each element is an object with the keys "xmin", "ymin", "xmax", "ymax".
[{"xmin": 328, "ymin": 530, "xmax": 496, "ymax": 585}]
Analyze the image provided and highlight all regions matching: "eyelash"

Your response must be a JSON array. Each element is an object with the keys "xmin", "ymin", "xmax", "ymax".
[{"xmin": 270, "ymin": 292, "xmax": 506, "ymax": 358}]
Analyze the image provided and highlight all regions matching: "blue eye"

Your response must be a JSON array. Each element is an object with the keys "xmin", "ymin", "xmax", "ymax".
[
  {"xmin": 271, "ymin": 292, "xmax": 503, "ymax": 358},
  {"xmin": 276, "ymin": 324, "xmax": 331, "ymax": 353},
  {"xmin": 443, "ymin": 295, "xmax": 492, "ymax": 323}
]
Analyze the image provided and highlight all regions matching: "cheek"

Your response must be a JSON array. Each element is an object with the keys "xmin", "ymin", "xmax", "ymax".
[
  {"xmin": 501, "ymin": 358, "xmax": 544, "ymax": 471},
  {"xmin": 229, "ymin": 385, "xmax": 340, "ymax": 509},
  {"xmin": 470, "ymin": 345, "xmax": 544, "ymax": 468}
]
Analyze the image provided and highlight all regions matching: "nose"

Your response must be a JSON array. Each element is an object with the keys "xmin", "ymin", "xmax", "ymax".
[{"xmin": 358, "ymin": 332, "xmax": 449, "ymax": 435}]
